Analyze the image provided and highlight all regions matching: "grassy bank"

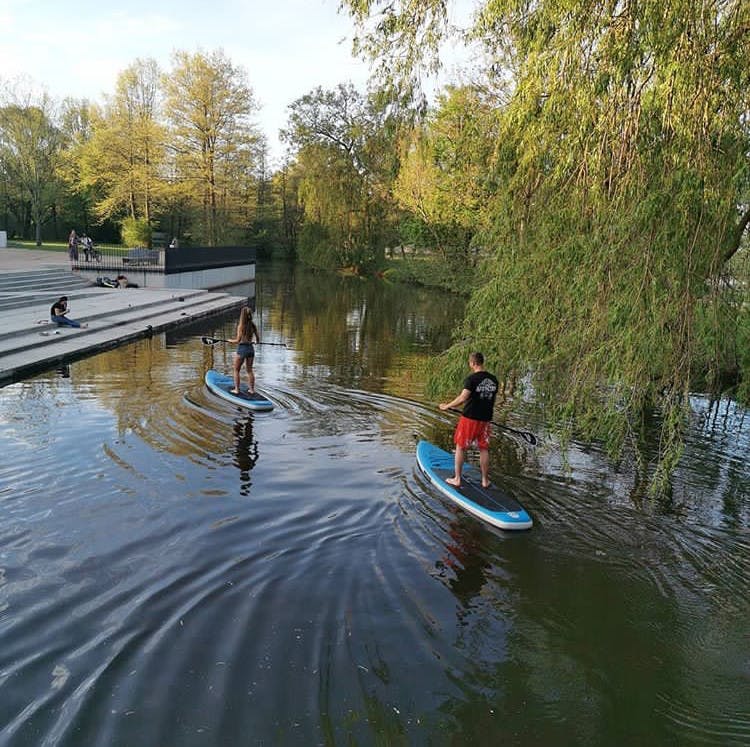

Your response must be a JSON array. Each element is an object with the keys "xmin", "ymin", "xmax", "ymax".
[
  {"xmin": 380, "ymin": 255, "xmax": 475, "ymax": 295},
  {"xmin": 8, "ymin": 240, "xmax": 122, "ymax": 252}
]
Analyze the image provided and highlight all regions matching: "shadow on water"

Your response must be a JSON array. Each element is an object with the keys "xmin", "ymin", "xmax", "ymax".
[{"xmin": 0, "ymin": 261, "xmax": 748, "ymax": 746}]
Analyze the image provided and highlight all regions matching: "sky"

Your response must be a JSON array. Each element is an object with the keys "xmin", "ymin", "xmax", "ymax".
[{"xmin": 1, "ymin": 0, "xmax": 474, "ymax": 165}]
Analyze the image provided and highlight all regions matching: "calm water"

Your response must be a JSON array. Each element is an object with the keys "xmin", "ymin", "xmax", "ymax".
[{"xmin": 1, "ymin": 263, "xmax": 748, "ymax": 746}]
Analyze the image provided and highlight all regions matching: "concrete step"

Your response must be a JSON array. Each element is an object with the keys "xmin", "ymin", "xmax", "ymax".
[
  {"xmin": 0, "ymin": 268, "xmax": 67, "ymax": 282},
  {"xmin": 0, "ymin": 290, "xmax": 244, "ymax": 384},
  {"xmin": 0, "ymin": 289, "xmax": 93, "ymax": 313},
  {"xmin": 0, "ymin": 266, "xmax": 88, "ymax": 281},
  {"xmin": 0, "ymin": 288, "xmax": 228, "ymax": 347},
  {"xmin": 0, "ymin": 277, "xmax": 93, "ymax": 293},
  {"xmin": 0, "ymin": 268, "xmax": 92, "ymax": 298}
]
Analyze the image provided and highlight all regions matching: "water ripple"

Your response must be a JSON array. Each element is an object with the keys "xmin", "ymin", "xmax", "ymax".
[{"xmin": 1, "ymin": 328, "xmax": 749, "ymax": 745}]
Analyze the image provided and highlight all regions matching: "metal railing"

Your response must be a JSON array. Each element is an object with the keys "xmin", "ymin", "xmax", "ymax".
[
  {"xmin": 70, "ymin": 245, "xmax": 256, "ymax": 275},
  {"xmin": 70, "ymin": 246, "xmax": 164, "ymax": 273}
]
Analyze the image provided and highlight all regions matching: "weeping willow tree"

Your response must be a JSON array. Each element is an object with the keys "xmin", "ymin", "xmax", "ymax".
[
  {"xmin": 344, "ymin": 0, "xmax": 750, "ymax": 490},
  {"xmin": 282, "ymin": 84, "xmax": 405, "ymax": 271}
]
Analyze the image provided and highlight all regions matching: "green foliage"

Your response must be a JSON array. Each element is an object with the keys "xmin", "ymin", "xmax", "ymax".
[
  {"xmin": 344, "ymin": 0, "xmax": 449, "ymax": 97},
  {"xmin": 393, "ymin": 86, "xmax": 496, "ymax": 264},
  {"xmin": 735, "ymin": 306, "xmax": 750, "ymax": 405},
  {"xmin": 382, "ymin": 256, "xmax": 474, "ymax": 294},
  {"xmin": 298, "ymin": 221, "xmax": 337, "ymax": 270},
  {"xmin": 163, "ymin": 50, "xmax": 261, "ymax": 247},
  {"xmin": 282, "ymin": 84, "xmax": 405, "ymax": 272},
  {"xmin": 76, "ymin": 60, "xmax": 166, "ymax": 226},
  {"xmin": 0, "ymin": 50, "xmax": 281, "ymax": 246},
  {"xmin": 0, "ymin": 91, "xmax": 63, "ymax": 244},
  {"xmin": 343, "ymin": 0, "xmax": 750, "ymax": 493},
  {"xmin": 121, "ymin": 216, "xmax": 152, "ymax": 247}
]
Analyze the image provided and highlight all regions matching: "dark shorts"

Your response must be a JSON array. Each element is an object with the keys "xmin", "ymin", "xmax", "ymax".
[
  {"xmin": 235, "ymin": 343, "xmax": 255, "ymax": 361},
  {"xmin": 454, "ymin": 416, "xmax": 491, "ymax": 449}
]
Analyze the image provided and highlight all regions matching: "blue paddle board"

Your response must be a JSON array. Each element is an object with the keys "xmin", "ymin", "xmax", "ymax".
[
  {"xmin": 416, "ymin": 440, "xmax": 532, "ymax": 530},
  {"xmin": 204, "ymin": 370, "xmax": 274, "ymax": 411}
]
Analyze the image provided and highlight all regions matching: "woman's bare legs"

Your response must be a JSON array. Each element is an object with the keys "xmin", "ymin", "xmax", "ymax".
[
  {"xmin": 245, "ymin": 357, "xmax": 255, "ymax": 394},
  {"xmin": 231, "ymin": 354, "xmax": 242, "ymax": 394}
]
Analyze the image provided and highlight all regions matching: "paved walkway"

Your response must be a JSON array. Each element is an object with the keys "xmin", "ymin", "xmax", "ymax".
[
  {"xmin": 0, "ymin": 247, "xmax": 245, "ymax": 385},
  {"xmin": 0, "ymin": 246, "xmax": 71, "ymax": 270}
]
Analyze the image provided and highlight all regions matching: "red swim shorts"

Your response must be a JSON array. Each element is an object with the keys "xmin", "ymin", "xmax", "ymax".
[{"xmin": 454, "ymin": 416, "xmax": 492, "ymax": 450}]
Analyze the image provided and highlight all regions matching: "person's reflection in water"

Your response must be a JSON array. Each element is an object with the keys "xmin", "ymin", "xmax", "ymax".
[
  {"xmin": 435, "ymin": 513, "xmax": 491, "ymax": 619},
  {"xmin": 57, "ymin": 364, "xmax": 71, "ymax": 379},
  {"xmin": 233, "ymin": 419, "xmax": 259, "ymax": 496}
]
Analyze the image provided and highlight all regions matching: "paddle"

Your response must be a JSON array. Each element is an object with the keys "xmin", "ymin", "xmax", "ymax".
[
  {"xmin": 200, "ymin": 336, "xmax": 287, "ymax": 347},
  {"xmin": 448, "ymin": 407, "xmax": 538, "ymax": 446}
]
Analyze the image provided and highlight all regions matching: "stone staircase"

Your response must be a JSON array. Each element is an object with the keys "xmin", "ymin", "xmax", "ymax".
[
  {"xmin": 0, "ymin": 268, "xmax": 94, "ymax": 312},
  {"xmin": 0, "ymin": 267, "xmax": 246, "ymax": 384}
]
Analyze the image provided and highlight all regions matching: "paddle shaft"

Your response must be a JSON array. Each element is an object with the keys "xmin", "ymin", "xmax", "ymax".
[{"xmin": 200, "ymin": 336, "xmax": 286, "ymax": 347}]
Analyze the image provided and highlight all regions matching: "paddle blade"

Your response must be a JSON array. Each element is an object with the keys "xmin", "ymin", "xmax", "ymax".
[{"xmin": 521, "ymin": 431, "xmax": 537, "ymax": 446}]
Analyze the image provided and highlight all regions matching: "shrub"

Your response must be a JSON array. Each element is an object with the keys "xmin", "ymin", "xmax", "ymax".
[{"xmin": 121, "ymin": 217, "xmax": 152, "ymax": 248}]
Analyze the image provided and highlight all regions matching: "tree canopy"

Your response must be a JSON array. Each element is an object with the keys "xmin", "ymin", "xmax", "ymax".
[
  {"xmin": 282, "ymin": 83, "xmax": 404, "ymax": 270},
  {"xmin": 341, "ymin": 0, "xmax": 750, "ymax": 489},
  {"xmin": 0, "ymin": 51, "xmax": 268, "ymax": 248},
  {"xmin": 0, "ymin": 89, "xmax": 62, "ymax": 245},
  {"xmin": 163, "ymin": 49, "xmax": 261, "ymax": 246}
]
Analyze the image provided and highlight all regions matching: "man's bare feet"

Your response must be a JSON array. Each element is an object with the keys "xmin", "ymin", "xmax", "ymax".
[
  {"xmin": 482, "ymin": 481, "xmax": 491, "ymax": 489},
  {"xmin": 230, "ymin": 388, "xmax": 240, "ymax": 394},
  {"xmin": 446, "ymin": 476, "xmax": 461, "ymax": 488}
]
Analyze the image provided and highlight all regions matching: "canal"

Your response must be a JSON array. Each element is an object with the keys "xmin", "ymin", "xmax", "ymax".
[{"xmin": 0, "ymin": 262, "xmax": 748, "ymax": 745}]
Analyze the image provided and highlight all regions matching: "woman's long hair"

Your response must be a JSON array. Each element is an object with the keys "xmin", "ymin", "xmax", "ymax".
[{"xmin": 237, "ymin": 306, "xmax": 253, "ymax": 341}]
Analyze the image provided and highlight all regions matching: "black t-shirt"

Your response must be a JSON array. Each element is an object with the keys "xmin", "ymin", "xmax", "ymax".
[
  {"xmin": 462, "ymin": 371, "xmax": 499, "ymax": 421},
  {"xmin": 51, "ymin": 301, "xmax": 66, "ymax": 317}
]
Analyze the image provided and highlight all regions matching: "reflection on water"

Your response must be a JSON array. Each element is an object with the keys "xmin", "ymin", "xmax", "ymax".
[
  {"xmin": 0, "ymin": 261, "xmax": 748, "ymax": 746},
  {"xmin": 232, "ymin": 418, "xmax": 259, "ymax": 495}
]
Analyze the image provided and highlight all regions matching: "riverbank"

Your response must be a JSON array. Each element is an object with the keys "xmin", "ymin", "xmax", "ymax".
[
  {"xmin": 380, "ymin": 256, "xmax": 474, "ymax": 295},
  {"xmin": 0, "ymin": 247, "xmax": 245, "ymax": 385}
]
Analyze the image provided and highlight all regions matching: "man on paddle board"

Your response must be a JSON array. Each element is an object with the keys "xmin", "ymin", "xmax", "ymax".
[{"xmin": 439, "ymin": 352, "xmax": 499, "ymax": 489}]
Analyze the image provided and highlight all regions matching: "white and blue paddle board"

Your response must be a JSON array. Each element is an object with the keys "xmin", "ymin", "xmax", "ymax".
[
  {"xmin": 204, "ymin": 370, "xmax": 274, "ymax": 412},
  {"xmin": 416, "ymin": 440, "xmax": 532, "ymax": 530}
]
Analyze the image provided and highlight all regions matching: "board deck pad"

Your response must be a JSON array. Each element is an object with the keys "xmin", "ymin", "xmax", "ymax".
[
  {"xmin": 416, "ymin": 440, "xmax": 532, "ymax": 530},
  {"xmin": 204, "ymin": 370, "xmax": 274, "ymax": 411},
  {"xmin": 224, "ymin": 389, "xmax": 268, "ymax": 402}
]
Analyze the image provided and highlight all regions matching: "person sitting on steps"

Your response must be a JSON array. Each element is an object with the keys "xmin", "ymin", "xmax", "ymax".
[{"xmin": 50, "ymin": 296, "xmax": 87, "ymax": 328}]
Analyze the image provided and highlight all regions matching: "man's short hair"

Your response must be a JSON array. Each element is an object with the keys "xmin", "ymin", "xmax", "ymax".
[{"xmin": 470, "ymin": 352, "xmax": 484, "ymax": 365}]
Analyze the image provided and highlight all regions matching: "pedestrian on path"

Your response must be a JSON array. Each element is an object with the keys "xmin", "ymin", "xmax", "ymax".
[{"xmin": 68, "ymin": 230, "xmax": 79, "ymax": 261}]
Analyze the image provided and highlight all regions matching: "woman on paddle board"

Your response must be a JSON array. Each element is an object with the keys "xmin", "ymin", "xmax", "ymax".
[
  {"xmin": 228, "ymin": 306, "xmax": 260, "ymax": 395},
  {"xmin": 439, "ymin": 352, "xmax": 499, "ymax": 489}
]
